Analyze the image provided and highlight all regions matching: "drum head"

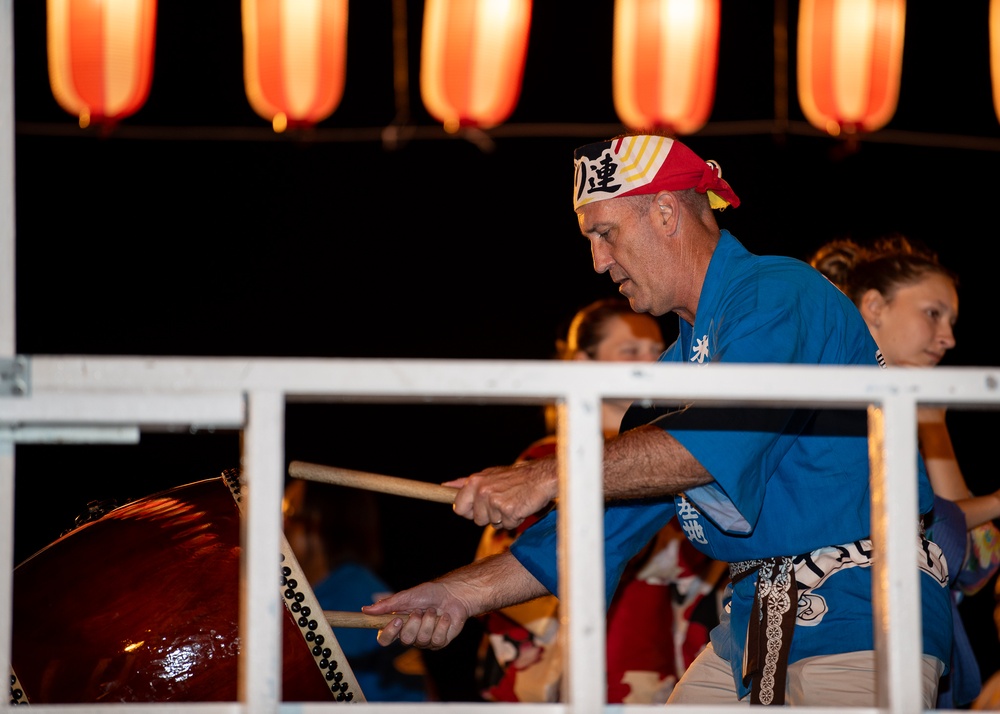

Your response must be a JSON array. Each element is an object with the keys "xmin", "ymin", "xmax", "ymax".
[{"xmin": 11, "ymin": 473, "xmax": 359, "ymax": 703}]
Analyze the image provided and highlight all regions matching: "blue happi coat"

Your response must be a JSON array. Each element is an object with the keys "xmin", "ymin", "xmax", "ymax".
[{"xmin": 510, "ymin": 231, "xmax": 952, "ymax": 699}]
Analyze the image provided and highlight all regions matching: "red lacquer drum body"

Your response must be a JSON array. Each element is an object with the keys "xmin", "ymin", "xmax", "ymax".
[{"xmin": 10, "ymin": 471, "xmax": 361, "ymax": 703}]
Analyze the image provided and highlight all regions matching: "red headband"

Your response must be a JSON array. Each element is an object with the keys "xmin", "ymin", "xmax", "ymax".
[{"xmin": 573, "ymin": 135, "xmax": 740, "ymax": 211}]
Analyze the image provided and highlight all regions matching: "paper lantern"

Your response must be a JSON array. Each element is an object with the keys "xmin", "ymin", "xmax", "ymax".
[
  {"xmin": 242, "ymin": 0, "xmax": 348, "ymax": 133},
  {"xmin": 612, "ymin": 0, "xmax": 720, "ymax": 135},
  {"xmin": 420, "ymin": 0, "xmax": 532, "ymax": 132},
  {"xmin": 46, "ymin": 0, "xmax": 157, "ymax": 129},
  {"xmin": 990, "ymin": 0, "xmax": 1000, "ymax": 125},
  {"xmin": 797, "ymin": 0, "xmax": 906, "ymax": 136}
]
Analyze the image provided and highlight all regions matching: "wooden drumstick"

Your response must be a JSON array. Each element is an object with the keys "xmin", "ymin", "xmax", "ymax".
[
  {"xmin": 288, "ymin": 460, "xmax": 458, "ymax": 505},
  {"xmin": 324, "ymin": 611, "xmax": 410, "ymax": 629}
]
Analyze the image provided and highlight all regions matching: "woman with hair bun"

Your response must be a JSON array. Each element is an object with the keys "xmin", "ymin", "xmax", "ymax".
[{"xmin": 810, "ymin": 234, "xmax": 1000, "ymax": 709}]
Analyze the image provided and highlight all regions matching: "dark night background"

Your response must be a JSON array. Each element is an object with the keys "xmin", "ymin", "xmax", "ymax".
[{"xmin": 9, "ymin": 1, "xmax": 1000, "ymax": 700}]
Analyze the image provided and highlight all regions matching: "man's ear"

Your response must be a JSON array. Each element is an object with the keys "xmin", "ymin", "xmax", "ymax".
[
  {"xmin": 652, "ymin": 190, "xmax": 677, "ymax": 230},
  {"xmin": 859, "ymin": 288, "xmax": 885, "ymax": 325}
]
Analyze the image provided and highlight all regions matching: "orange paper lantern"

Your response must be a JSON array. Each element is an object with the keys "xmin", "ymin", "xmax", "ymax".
[
  {"xmin": 797, "ymin": 0, "xmax": 906, "ymax": 136},
  {"xmin": 612, "ymin": 0, "xmax": 720, "ymax": 136},
  {"xmin": 990, "ymin": 0, "xmax": 1000, "ymax": 125},
  {"xmin": 46, "ymin": 0, "xmax": 157, "ymax": 129},
  {"xmin": 420, "ymin": 0, "xmax": 532, "ymax": 132},
  {"xmin": 242, "ymin": 0, "xmax": 348, "ymax": 133}
]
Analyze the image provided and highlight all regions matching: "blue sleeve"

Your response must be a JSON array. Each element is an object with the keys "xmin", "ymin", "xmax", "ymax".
[{"xmin": 509, "ymin": 496, "xmax": 677, "ymax": 609}]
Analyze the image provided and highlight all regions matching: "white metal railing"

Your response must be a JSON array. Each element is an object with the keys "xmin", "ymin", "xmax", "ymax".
[{"xmin": 2, "ymin": 356, "xmax": 998, "ymax": 714}]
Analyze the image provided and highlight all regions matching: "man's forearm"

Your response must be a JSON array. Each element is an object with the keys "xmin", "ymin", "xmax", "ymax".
[
  {"xmin": 436, "ymin": 550, "xmax": 551, "ymax": 615},
  {"xmin": 603, "ymin": 424, "xmax": 713, "ymax": 499}
]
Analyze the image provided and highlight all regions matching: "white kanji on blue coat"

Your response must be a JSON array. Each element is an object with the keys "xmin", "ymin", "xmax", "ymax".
[
  {"xmin": 677, "ymin": 496, "xmax": 708, "ymax": 545},
  {"xmin": 690, "ymin": 335, "xmax": 710, "ymax": 363}
]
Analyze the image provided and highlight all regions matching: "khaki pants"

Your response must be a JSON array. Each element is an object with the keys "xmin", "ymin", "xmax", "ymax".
[{"xmin": 667, "ymin": 643, "xmax": 944, "ymax": 707}]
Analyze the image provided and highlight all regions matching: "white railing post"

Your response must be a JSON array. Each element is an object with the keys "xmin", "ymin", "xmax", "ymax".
[
  {"xmin": 0, "ymin": 437, "xmax": 13, "ymax": 704},
  {"xmin": 0, "ymin": 0, "xmax": 14, "ymax": 358},
  {"xmin": 869, "ymin": 395, "xmax": 925, "ymax": 713},
  {"xmin": 558, "ymin": 391, "xmax": 608, "ymax": 710},
  {"xmin": 240, "ymin": 390, "xmax": 285, "ymax": 714}
]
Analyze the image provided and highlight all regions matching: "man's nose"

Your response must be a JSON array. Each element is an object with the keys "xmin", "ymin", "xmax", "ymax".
[{"xmin": 592, "ymin": 243, "xmax": 613, "ymax": 274}]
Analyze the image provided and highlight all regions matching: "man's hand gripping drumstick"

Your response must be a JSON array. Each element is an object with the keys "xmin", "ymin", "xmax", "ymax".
[
  {"xmin": 287, "ymin": 459, "xmax": 558, "ymax": 649},
  {"xmin": 288, "ymin": 459, "xmax": 557, "ymax": 530}
]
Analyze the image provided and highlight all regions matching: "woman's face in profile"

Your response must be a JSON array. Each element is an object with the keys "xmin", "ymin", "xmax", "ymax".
[{"xmin": 869, "ymin": 273, "xmax": 957, "ymax": 368}]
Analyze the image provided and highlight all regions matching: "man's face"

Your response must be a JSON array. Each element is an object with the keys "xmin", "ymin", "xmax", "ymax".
[{"xmin": 576, "ymin": 197, "xmax": 673, "ymax": 316}]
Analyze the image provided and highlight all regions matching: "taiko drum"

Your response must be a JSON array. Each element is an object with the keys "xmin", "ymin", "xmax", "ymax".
[{"xmin": 9, "ymin": 471, "xmax": 361, "ymax": 703}]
